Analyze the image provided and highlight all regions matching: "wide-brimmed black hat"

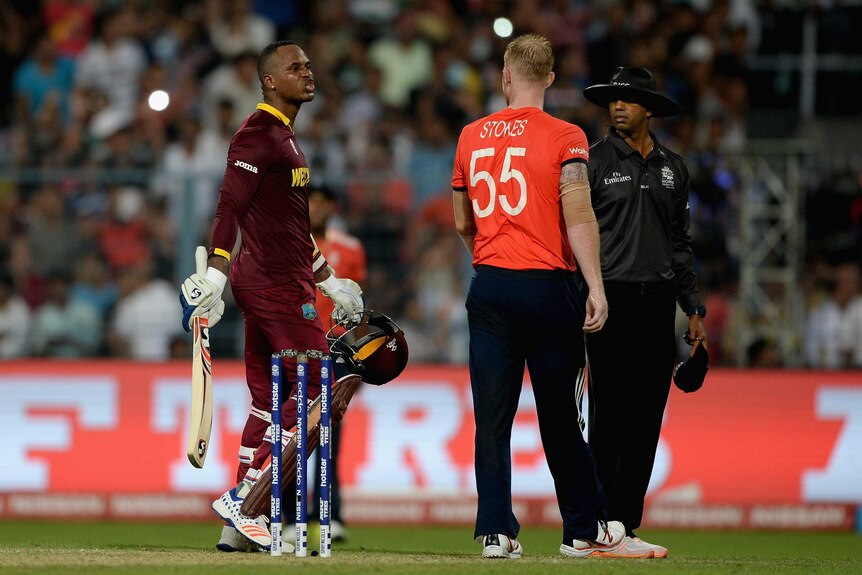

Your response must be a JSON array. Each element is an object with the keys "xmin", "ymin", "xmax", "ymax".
[
  {"xmin": 673, "ymin": 344, "xmax": 708, "ymax": 393},
  {"xmin": 583, "ymin": 67, "xmax": 681, "ymax": 117}
]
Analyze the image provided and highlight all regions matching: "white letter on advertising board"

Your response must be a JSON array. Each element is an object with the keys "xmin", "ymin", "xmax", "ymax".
[
  {"xmin": 355, "ymin": 385, "xmax": 461, "ymax": 492},
  {"xmin": 803, "ymin": 387, "xmax": 862, "ymax": 501},
  {"xmin": 152, "ymin": 378, "xmax": 250, "ymax": 491},
  {"xmin": 0, "ymin": 379, "xmax": 116, "ymax": 489}
]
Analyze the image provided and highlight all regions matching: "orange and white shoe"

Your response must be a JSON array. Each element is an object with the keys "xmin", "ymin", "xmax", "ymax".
[
  {"xmin": 590, "ymin": 535, "xmax": 669, "ymax": 559},
  {"xmin": 629, "ymin": 536, "xmax": 668, "ymax": 558},
  {"xmin": 560, "ymin": 520, "xmax": 626, "ymax": 558},
  {"xmin": 478, "ymin": 533, "xmax": 523, "ymax": 559},
  {"xmin": 211, "ymin": 483, "xmax": 273, "ymax": 549}
]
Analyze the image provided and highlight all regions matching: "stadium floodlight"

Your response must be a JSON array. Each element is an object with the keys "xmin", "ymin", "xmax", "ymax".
[
  {"xmin": 148, "ymin": 90, "xmax": 170, "ymax": 112},
  {"xmin": 493, "ymin": 17, "xmax": 513, "ymax": 38}
]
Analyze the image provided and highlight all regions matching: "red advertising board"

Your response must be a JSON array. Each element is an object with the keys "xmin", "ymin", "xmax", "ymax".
[{"xmin": 0, "ymin": 362, "xmax": 859, "ymax": 528}]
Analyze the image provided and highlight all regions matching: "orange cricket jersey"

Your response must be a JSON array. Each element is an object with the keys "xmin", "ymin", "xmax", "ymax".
[
  {"xmin": 452, "ymin": 107, "xmax": 589, "ymax": 271},
  {"xmin": 314, "ymin": 228, "xmax": 367, "ymax": 329}
]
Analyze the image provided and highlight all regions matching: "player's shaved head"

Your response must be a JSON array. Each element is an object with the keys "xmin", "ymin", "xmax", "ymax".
[
  {"xmin": 257, "ymin": 40, "xmax": 298, "ymax": 84},
  {"xmin": 503, "ymin": 34, "xmax": 554, "ymax": 83}
]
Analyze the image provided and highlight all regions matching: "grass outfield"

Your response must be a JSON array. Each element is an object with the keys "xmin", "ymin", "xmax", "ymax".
[{"xmin": 0, "ymin": 521, "xmax": 860, "ymax": 574}]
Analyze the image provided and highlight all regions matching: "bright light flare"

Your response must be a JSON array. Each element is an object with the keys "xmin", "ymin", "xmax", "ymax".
[
  {"xmin": 493, "ymin": 17, "xmax": 514, "ymax": 38},
  {"xmin": 148, "ymin": 90, "xmax": 170, "ymax": 112}
]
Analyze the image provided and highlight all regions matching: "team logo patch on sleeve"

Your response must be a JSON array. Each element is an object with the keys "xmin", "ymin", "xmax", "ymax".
[{"xmin": 301, "ymin": 303, "xmax": 318, "ymax": 320}]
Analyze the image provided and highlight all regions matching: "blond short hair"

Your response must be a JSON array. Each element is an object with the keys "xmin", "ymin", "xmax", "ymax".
[{"xmin": 503, "ymin": 34, "xmax": 554, "ymax": 83}]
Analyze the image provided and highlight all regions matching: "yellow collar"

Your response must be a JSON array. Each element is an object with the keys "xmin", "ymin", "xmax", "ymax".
[{"xmin": 256, "ymin": 103, "xmax": 291, "ymax": 127}]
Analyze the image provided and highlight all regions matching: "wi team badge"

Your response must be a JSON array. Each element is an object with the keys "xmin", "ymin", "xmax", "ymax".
[{"xmin": 302, "ymin": 303, "xmax": 317, "ymax": 320}]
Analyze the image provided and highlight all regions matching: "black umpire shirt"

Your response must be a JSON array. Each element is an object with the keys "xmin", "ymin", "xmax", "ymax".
[{"xmin": 588, "ymin": 127, "xmax": 701, "ymax": 314}]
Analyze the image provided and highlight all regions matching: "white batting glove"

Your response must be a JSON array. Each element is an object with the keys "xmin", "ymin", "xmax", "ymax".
[
  {"xmin": 318, "ymin": 275, "xmax": 364, "ymax": 324},
  {"xmin": 180, "ymin": 246, "xmax": 227, "ymax": 332}
]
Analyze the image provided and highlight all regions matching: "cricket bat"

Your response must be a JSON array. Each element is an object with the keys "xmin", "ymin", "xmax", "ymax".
[{"xmin": 187, "ymin": 314, "xmax": 213, "ymax": 468}]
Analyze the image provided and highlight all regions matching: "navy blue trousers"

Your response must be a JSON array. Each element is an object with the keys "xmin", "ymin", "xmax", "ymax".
[{"xmin": 467, "ymin": 265, "xmax": 608, "ymax": 543}]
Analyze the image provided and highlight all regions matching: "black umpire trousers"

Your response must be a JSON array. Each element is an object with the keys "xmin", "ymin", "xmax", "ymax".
[
  {"xmin": 467, "ymin": 265, "xmax": 608, "ymax": 543},
  {"xmin": 585, "ymin": 281, "xmax": 676, "ymax": 535}
]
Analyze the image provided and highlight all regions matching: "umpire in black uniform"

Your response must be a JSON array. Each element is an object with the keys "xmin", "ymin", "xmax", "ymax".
[{"xmin": 582, "ymin": 67, "xmax": 708, "ymax": 558}]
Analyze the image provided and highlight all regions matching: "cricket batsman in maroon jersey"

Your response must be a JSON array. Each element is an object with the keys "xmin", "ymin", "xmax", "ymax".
[{"xmin": 178, "ymin": 41, "xmax": 364, "ymax": 551}]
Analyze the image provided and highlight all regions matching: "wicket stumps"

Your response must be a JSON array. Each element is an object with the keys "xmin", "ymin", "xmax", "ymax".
[
  {"xmin": 270, "ymin": 352, "xmax": 283, "ymax": 556},
  {"xmin": 270, "ymin": 349, "xmax": 332, "ymax": 558}
]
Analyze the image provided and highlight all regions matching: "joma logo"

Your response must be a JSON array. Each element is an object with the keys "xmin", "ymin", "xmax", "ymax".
[{"xmin": 234, "ymin": 160, "xmax": 258, "ymax": 173}]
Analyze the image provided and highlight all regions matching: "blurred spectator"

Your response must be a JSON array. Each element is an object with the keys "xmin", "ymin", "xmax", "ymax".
[
  {"xmin": 0, "ymin": 271, "xmax": 31, "ymax": 358},
  {"xmin": 70, "ymin": 253, "xmax": 118, "ymax": 321},
  {"xmin": 367, "ymin": 9, "xmax": 434, "ymax": 108},
  {"xmin": 153, "ymin": 114, "xmax": 224, "ymax": 236},
  {"xmin": 338, "ymin": 62, "xmax": 384, "ymax": 135},
  {"xmin": 301, "ymin": 97, "xmax": 350, "ymax": 191},
  {"xmin": 107, "ymin": 262, "xmax": 183, "ymax": 360},
  {"xmin": 13, "ymin": 33, "xmax": 76, "ymax": 125},
  {"xmin": 406, "ymin": 114, "xmax": 456, "ymax": 210},
  {"xmin": 0, "ymin": 184, "xmax": 24, "ymax": 248},
  {"xmin": 30, "ymin": 270, "xmax": 101, "ymax": 357},
  {"xmin": 87, "ymin": 99, "xmax": 161, "ymax": 169},
  {"xmin": 209, "ymin": 98, "xmax": 237, "ymax": 156},
  {"xmin": 346, "ymin": 138, "xmax": 412, "ymax": 221},
  {"xmin": 26, "ymin": 185, "xmax": 83, "ymax": 278},
  {"xmin": 840, "ymin": 263, "xmax": 862, "ymax": 369},
  {"xmin": 42, "ymin": 0, "xmax": 97, "ymax": 58},
  {"xmin": 747, "ymin": 337, "xmax": 782, "ymax": 368},
  {"xmin": 144, "ymin": 196, "xmax": 178, "ymax": 282},
  {"xmin": 410, "ymin": 232, "xmax": 468, "ymax": 363},
  {"xmin": 74, "ymin": 7, "xmax": 147, "ymax": 118},
  {"xmin": 201, "ymin": 50, "xmax": 261, "ymax": 132},
  {"xmin": 97, "ymin": 186, "xmax": 151, "ymax": 272},
  {"xmin": 205, "ymin": 0, "xmax": 275, "ymax": 60},
  {"xmin": 0, "ymin": 2, "xmax": 33, "ymax": 129},
  {"xmin": 393, "ymin": 296, "xmax": 437, "ymax": 364}
]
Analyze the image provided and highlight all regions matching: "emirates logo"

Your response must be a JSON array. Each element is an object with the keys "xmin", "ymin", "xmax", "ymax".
[{"xmin": 386, "ymin": 339, "xmax": 398, "ymax": 351}]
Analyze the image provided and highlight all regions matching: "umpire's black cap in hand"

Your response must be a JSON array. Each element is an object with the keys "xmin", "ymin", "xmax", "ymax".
[
  {"xmin": 673, "ymin": 344, "xmax": 708, "ymax": 393},
  {"xmin": 583, "ymin": 67, "xmax": 682, "ymax": 117}
]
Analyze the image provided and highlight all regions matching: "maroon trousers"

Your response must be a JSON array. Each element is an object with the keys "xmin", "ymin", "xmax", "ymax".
[{"xmin": 232, "ymin": 284, "xmax": 327, "ymax": 482}]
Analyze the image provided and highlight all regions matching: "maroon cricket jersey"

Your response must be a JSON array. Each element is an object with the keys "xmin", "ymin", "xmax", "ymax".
[{"xmin": 210, "ymin": 103, "xmax": 315, "ymax": 301}]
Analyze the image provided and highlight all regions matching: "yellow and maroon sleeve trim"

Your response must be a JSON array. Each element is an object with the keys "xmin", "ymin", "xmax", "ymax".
[{"xmin": 211, "ymin": 247, "xmax": 232, "ymax": 262}]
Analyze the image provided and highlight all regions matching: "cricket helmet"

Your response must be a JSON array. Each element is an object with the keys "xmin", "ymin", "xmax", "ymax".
[{"xmin": 327, "ymin": 310, "xmax": 408, "ymax": 385}]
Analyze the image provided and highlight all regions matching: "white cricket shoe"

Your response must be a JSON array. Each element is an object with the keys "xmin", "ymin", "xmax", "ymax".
[
  {"xmin": 582, "ymin": 534, "xmax": 669, "ymax": 558},
  {"xmin": 477, "ymin": 533, "xmax": 523, "ymax": 559},
  {"xmin": 617, "ymin": 536, "xmax": 668, "ymax": 558},
  {"xmin": 212, "ymin": 483, "xmax": 272, "ymax": 548},
  {"xmin": 559, "ymin": 520, "xmax": 626, "ymax": 558},
  {"xmin": 216, "ymin": 525, "xmax": 261, "ymax": 552},
  {"xmin": 331, "ymin": 519, "xmax": 348, "ymax": 542}
]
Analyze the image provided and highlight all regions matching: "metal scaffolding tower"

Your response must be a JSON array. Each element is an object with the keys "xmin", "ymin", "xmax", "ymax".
[{"xmin": 736, "ymin": 141, "xmax": 807, "ymax": 366}]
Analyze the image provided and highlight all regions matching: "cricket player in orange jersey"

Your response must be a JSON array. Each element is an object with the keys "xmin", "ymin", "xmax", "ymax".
[{"xmin": 452, "ymin": 34, "xmax": 635, "ymax": 559}]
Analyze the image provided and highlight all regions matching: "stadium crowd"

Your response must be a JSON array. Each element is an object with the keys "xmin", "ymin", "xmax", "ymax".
[{"xmin": 0, "ymin": 0, "xmax": 860, "ymax": 368}]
